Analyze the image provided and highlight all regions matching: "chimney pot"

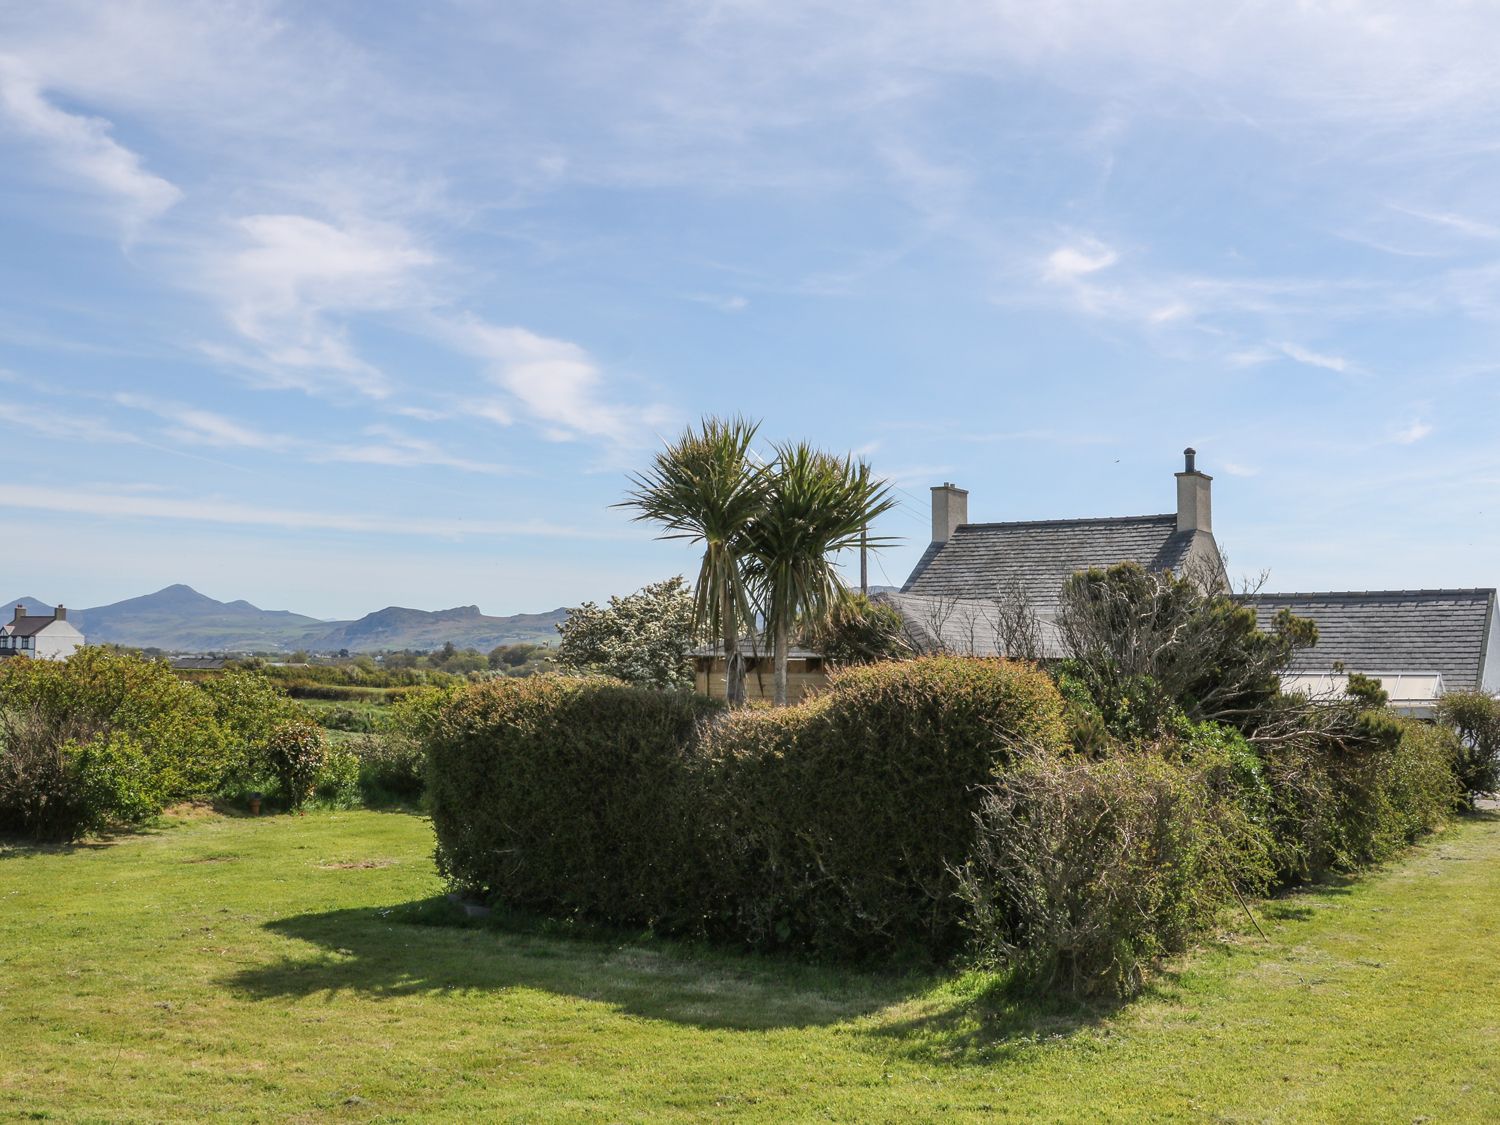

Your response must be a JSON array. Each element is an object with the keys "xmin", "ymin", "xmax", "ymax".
[{"xmin": 1183, "ymin": 447, "xmax": 1196, "ymax": 473}]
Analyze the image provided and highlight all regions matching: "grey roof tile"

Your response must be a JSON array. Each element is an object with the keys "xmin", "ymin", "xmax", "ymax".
[
  {"xmin": 1242, "ymin": 589, "xmax": 1497, "ymax": 692},
  {"xmin": 901, "ymin": 513, "xmax": 1210, "ymax": 606}
]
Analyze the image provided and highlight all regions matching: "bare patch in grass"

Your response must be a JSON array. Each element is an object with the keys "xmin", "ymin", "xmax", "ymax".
[{"xmin": 317, "ymin": 859, "xmax": 399, "ymax": 870}]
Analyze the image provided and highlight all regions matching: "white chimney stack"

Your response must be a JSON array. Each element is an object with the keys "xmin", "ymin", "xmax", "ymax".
[
  {"xmin": 1175, "ymin": 447, "xmax": 1212, "ymax": 533},
  {"xmin": 930, "ymin": 482, "xmax": 969, "ymax": 543}
]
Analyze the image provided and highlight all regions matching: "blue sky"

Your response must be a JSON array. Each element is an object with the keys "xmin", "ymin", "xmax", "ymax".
[{"xmin": 3, "ymin": 2, "xmax": 1500, "ymax": 619}]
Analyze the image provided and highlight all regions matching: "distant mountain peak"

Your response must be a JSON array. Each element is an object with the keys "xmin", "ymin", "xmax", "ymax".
[{"xmin": 48, "ymin": 585, "xmax": 566, "ymax": 653}]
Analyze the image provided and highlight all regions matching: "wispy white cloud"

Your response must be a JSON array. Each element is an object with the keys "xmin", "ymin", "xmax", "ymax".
[
  {"xmin": 0, "ymin": 54, "xmax": 181, "ymax": 234},
  {"xmin": 2, "ymin": 402, "xmax": 142, "ymax": 445},
  {"xmin": 441, "ymin": 315, "xmax": 673, "ymax": 446},
  {"xmin": 1045, "ymin": 239, "xmax": 1118, "ymax": 282},
  {"xmin": 1275, "ymin": 341, "xmax": 1354, "ymax": 375},
  {"xmin": 199, "ymin": 213, "xmax": 433, "ymax": 399},
  {"xmin": 113, "ymin": 393, "xmax": 286, "ymax": 449},
  {"xmin": 1393, "ymin": 419, "xmax": 1434, "ymax": 445},
  {"xmin": 686, "ymin": 293, "xmax": 750, "ymax": 312},
  {"xmin": 0, "ymin": 482, "xmax": 619, "ymax": 540},
  {"xmin": 1388, "ymin": 204, "xmax": 1500, "ymax": 241},
  {"xmin": 316, "ymin": 426, "xmax": 514, "ymax": 475}
]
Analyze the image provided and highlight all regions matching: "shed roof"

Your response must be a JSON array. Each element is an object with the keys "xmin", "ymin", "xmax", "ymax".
[
  {"xmin": 1244, "ymin": 589, "xmax": 1497, "ymax": 693},
  {"xmin": 901, "ymin": 513, "xmax": 1213, "ymax": 606}
]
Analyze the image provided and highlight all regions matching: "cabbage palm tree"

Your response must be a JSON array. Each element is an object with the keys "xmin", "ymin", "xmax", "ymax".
[
  {"xmin": 617, "ymin": 416, "xmax": 765, "ymax": 706},
  {"xmin": 744, "ymin": 444, "xmax": 896, "ymax": 706}
]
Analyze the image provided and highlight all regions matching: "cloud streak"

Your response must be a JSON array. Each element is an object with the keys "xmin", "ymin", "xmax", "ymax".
[
  {"xmin": 0, "ymin": 54, "xmax": 180, "ymax": 233},
  {"xmin": 0, "ymin": 482, "xmax": 620, "ymax": 540}
]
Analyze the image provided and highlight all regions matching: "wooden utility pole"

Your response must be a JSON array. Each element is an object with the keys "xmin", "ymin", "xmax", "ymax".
[{"xmin": 860, "ymin": 526, "xmax": 868, "ymax": 596}]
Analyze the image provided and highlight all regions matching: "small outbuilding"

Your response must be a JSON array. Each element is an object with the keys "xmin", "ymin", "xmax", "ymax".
[{"xmin": 691, "ymin": 641, "xmax": 827, "ymax": 704}]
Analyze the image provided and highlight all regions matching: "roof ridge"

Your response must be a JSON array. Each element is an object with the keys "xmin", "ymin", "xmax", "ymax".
[
  {"xmin": 1245, "ymin": 588, "xmax": 1497, "ymax": 599},
  {"xmin": 958, "ymin": 513, "xmax": 1175, "ymax": 531}
]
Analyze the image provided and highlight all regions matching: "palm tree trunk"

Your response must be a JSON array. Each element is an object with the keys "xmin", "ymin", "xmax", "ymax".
[
  {"xmin": 773, "ymin": 612, "xmax": 789, "ymax": 707},
  {"xmin": 722, "ymin": 585, "xmax": 745, "ymax": 706}
]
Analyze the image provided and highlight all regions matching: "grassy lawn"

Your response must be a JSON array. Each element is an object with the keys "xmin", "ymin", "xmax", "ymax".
[{"xmin": 2, "ymin": 810, "xmax": 1498, "ymax": 1122}]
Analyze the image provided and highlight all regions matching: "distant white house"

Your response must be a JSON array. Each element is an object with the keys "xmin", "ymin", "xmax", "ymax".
[{"xmin": 0, "ymin": 604, "xmax": 85, "ymax": 661}]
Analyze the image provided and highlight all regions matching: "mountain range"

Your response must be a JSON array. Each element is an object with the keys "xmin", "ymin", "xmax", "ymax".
[{"xmin": 2, "ymin": 585, "xmax": 566, "ymax": 654}]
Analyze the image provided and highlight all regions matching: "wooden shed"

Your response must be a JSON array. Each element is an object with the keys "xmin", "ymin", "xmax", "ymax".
[{"xmin": 691, "ymin": 642, "xmax": 828, "ymax": 704}]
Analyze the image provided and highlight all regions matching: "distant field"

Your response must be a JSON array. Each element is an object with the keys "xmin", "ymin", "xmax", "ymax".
[{"xmin": 3, "ymin": 809, "xmax": 1498, "ymax": 1121}]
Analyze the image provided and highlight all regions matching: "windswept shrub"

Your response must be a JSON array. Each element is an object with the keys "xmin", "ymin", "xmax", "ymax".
[
  {"xmin": 956, "ymin": 746, "xmax": 1274, "ymax": 999},
  {"xmin": 1436, "ymin": 690, "xmax": 1500, "ymax": 807},
  {"xmin": 425, "ymin": 676, "xmax": 719, "ymax": 924},
  {"xmin": 1260, "ymin": 712, "xmax": 1459, "ymax": 880},
  {"xmin": 266, "ymin": 719, "xmax": 326, "ymax": 808},
  {"xmin": 0, "ymin": 649, "xmax": 225, "ymax": 840},
  {"xmin": 699, "ymin": 657, "xmax": 1068, "ymax": 958}
]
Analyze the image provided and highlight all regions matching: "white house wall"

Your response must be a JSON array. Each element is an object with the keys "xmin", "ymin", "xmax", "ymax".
[
  {"xmin": 33, "ymin": 622, "xmax": 85, "ymax": 660},
  {"xmin": 1482, "ymin": 599, "xmax": 1500, "ymax": 694}
]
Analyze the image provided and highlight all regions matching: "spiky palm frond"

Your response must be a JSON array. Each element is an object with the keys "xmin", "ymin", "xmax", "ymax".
[
  {"xmin": 742, "ymin": 443, "xmax": 897, "ymax": 704},
  {"xmin": 615, "ymin": 416, "xmax": 766, "ymax": 702}
]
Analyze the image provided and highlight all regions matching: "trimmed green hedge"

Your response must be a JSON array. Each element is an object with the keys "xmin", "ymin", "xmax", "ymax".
[
  {"xmin": 424, "ymin": 658, "xmax": 1463, "ymax": 987},
  {"xmin": 698, "ymin": 657, "xmax": 1068, "ymax": 958},
  {"xmin": 426, "ymin": 658, "xmax": 1067, "ymax": 960},
  {"xmin": 426, "ymin": 676, "xmax": 720, "ymax": 928}
]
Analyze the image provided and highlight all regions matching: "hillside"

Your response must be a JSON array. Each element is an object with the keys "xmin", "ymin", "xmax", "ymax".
[
  {"xmin": 306, "ymin": 604, "xmax": 566, "ymax": 652},
  {"xmin": 67, "ymin": 585, "xmax": 327, "ymax": 651},
  {"xmin": 2, "ymin": 586, "xmax": 566, "ymax": 653}
]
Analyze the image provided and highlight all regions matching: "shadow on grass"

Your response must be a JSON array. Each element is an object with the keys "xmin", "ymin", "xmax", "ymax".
[
  {"xmin": 857, "ymin": 969, "xmax": 1136, "ymax": 1066},
  {"xmin": 227, "ymin": 899, "xmax": 921, "ymax": 1031},
  {"xmin": 0, "ymin": 822, "xmax": 160, "ymax": 857},
  {"xmin": 225, "ymin": 899, "xmax": 1120, "ymax": 1050}
]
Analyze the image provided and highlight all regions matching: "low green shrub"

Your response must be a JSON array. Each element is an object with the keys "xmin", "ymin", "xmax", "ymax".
[
  {"xmin": 0, "ymin": 649, "xmax": 227, "ymax": 840},
  {"xmin": 1260, "ymin": 713, "xmax": 1460, "ymax": 880},
  {"xmin": 266, "ymin": 719, "xmax": 326, "ymax": 809},
  {"xmin": 1436, "ymin": 690, "xmax": 1500, "ymax": 807},
  {"xmin": 196, "ymin": 670, "xmax": 303, "ymax": 793},
  {"xmin": 348, "ymin": 734, "xmax": 427, "ymax": 803},
  {"xmin": 312, "ymin": 747, "xmax": 362, "ymax": 808},
  {"xmin": 316, "ymin": 706, "xmax": 379, "ymax": 733},
  {"xmin": 956, "ymin": 744, "xmax": 1274, "ymax": 998}
]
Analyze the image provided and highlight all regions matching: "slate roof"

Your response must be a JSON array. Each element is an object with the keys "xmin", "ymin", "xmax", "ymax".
[
  {"xmin": 1243, "ymin": 589, "xmax": 1498, "ymax": 693},
  {"xmin": 873, "ymin": 590, "xmax": 1067, "ymax": 658},
  {"xmin": 901, "ymin": 513, "xmax": 1213, "ymax": 606},
  {"xmin": 2, "ymin": 613, "xmax": 66, "ymax": 638}
]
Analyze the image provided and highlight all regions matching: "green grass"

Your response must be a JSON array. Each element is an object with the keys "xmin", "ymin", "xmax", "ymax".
[{"xmin": 2, "ymin": 810, "xmax": 1498, "ymax": 1122}]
